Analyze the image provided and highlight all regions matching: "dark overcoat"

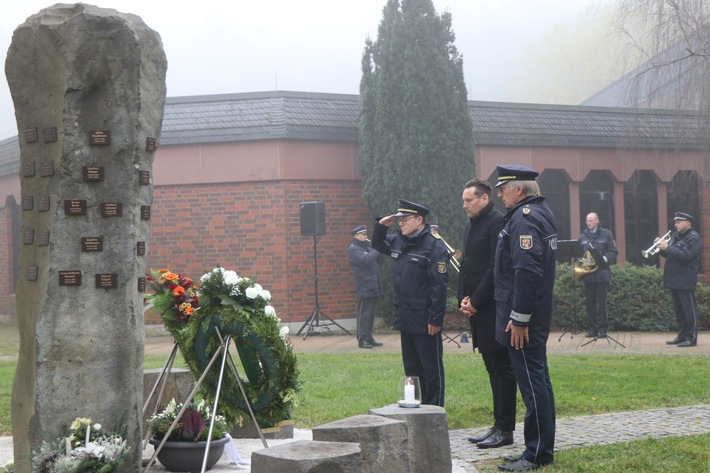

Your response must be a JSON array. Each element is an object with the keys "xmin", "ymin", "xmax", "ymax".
[{"xmin": 347, "ymin": 238, "xmax": 383, "ymax": 298}]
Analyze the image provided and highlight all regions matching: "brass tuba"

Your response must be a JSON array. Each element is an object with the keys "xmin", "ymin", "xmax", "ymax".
[{"xmin": 574, "ymin": 249, "xmax": 598, "ymax": 283}]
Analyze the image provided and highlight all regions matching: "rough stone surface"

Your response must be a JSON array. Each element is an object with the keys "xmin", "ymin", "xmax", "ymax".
[
  {"xmin": 142, "ymin": 368, "xmax": 195, "ymax": 426},
  {"xmin": 370, "ymin": 404, "xmax": 452, "ymax": 473},
  {"xmin": 231, "ymin": 418, "xmax": 294, "ymax": 440},
  {"xmin": 251, "ymin": 439, "xmax": 363, "ymax": 473},
  {"xmin": 313, "ymin": 414, "xmax": 409, "ymax": 473},
  {"xmin": 5, "ymin": 4, "xmax": 166, "ymax": 472}
]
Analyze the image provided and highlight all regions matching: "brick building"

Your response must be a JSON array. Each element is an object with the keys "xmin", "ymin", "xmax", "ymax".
[{"xmin": 1, "ymin": 91, "xmax": 707, "ymax": 327}]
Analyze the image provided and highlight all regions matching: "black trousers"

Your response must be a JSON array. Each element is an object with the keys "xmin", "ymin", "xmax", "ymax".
[
  {"xmin": 671, "ymin": 289, "xmax": 698, "ymax": 343},
  {"xmin": 400, "ymin": 331, "xmax": 445, "ymax": 406},
  {"xmin": 584, "ymin": 282, "xmax": 609, "ymax": 334},
  {"xmin": 508, "ymin": 345, "xmax": 555, "ymax": 466},
  {"xmin": 356, "ymin": 296, "xmax": 378, "ymax": 343},
  {"xmin": 481, "ymin": 347, "xmax": 517, "ymax": 432}
]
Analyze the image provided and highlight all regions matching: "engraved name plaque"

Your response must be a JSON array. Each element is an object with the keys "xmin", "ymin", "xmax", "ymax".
[
  {"xmin": 64, "ymin": 200, "xmax": 87, "ymax": 216},
  {"xmin": 136, "ymin": 241, "xmax": 146, "ymax": 256},
  {"xmin": 138, "ymin": 170, "xmax": 150, "ymax": 185},
  {"xmin": 81, "ymin": 237, "xmax": 104, "ymax": 252},
  {"xmin": 22, "ymin": 195, "xmax": 33, "ymax": 211},
  {"xmin": 138, "ymin": 277, "xmax": 146, "ymax": 293},
  {"xmin": 27, "ymin": 266, "xmax": 38, "ymax": 281},
  {"xmin": 23, "ymin": 229, "xmax": 34, "ymax": 244},
  {"xmin": 38, "ymin": 230, "xmax": 50, "ymax": 246},
  {"xmin": 146, "ymin": 137, "xmax": 157, "ymax": 152},
  {"xmin": 44, "ymin": 127, "xmax": 57, "ymax": 143},
  {"xmin": 22, "ymin": 161, "xmax": 35, "ymax": 177},
  {"xmin": 140, "ymin": 206, "xmax": 151, "ymax": 220},
  {"xmin": 59, "ymin": 270, "xmax": 82, "ymax": 286},
  {"xmin": 100, "ymin": 202, "xmax": 123, "ymax": 217},
  {"xmin": 38, "ymin": 195, "xmax": 50, "ymax": 212},
  {"xmin": 95, "ymin": 273, "xmax": 118, "ymax": 289},
  {"xmin": 89, "ymin": 130, "xmax": 111, "ymax": 145},
  {"xmin": 82, "ymin": 165, "xmax": 105, "ymax": 181},
  {"xmin": 40, "ymin": 160, "xmax": 55, "ymax": 177},
  {"xmin": 24, "ymin": 128, "xmax": 38, "ymax": 143}
]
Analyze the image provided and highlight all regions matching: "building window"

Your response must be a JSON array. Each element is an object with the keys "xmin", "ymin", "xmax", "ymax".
[
  {"xmin": 624, "ymin": 171, "xmax": 658, "ymax": 266},
  {"xmin": 538, "ymin": 170, "xmax": 570, "ymax": 241},
  {"xmin": 667, "ymin": 171, "xmax": 700, "ymax": 226},
  {"xmin": 580, "ymin": 170, "xmax": 616, "ymax": 236}
]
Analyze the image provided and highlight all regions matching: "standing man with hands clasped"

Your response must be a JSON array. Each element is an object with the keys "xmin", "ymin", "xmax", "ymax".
[
  {"xmin": 493, "ymin": 165, "xmax": 557, "ymax": 472},
  {"xmin": 459, "ymin": 179, "xmax": 517, "ymax": 449},
  {"xmin": 371, "ymin": 199, "xmax": 450, "ymax": 407},
  {"xmin": 658, "ymin": 212, "xmax": 702, "ymax": 348}
]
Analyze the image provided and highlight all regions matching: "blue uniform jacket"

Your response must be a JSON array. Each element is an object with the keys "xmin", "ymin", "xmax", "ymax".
[
  {"xmin": 579, "ymin": 226, "xmax": 618, "ymax": 284},
  {"xmin": 372, "ymin": 222, "xmax": 449, "ymax": 334},
  {"xmin": 660, "ymin": 228, "xmax": 701, "ymax": 291},
  {"xmin": 494, "ymin": 195, "xmax": 557, "ymax": 348},
  {"xmin": 347, "ymin": 238, "xmax": 383, "ymax": 298}
]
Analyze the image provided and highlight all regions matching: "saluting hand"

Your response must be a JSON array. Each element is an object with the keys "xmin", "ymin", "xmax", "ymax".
[
  {"xmin": 379, "ymin": 214, "xmax": 397, "ymax": 227},
  {"xmin": 506, "ymin": 320, "xmax": 529, "ymax": 350}
]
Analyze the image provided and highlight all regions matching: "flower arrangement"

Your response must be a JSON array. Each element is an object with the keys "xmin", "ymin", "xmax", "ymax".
[
  {"xmin": 145, "ymin": 266, "xmax": 300, "ymax": 428},
  {"xmin": 0, "ymin": 461, "xmax": 13, "ymax": 473},
  {"xmin": 32, "ymin": 417, "xmax": 129, "ymax": 473},
  {"xmin": 147, "ymin": 398, "xmax": 229, "ymax": 442}
]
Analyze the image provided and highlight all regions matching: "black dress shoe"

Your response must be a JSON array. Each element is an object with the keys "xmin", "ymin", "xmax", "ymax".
[
  {"xmin": 498, "ymin": 458, "xmax": 541, "ymax": 471},
  {"xmin": 666, "ymin": 337, "xmax": 681, "ymax": 345},
  {"xmin": 477, "ymin": 429, "xmax": 513, "ymax": 449},
  {"xmin": 585, "ymin": 331, "xmax": 597, "ymax": 338},
  {"xmin": 368, "ymin": 338, "xmax": 383, "ymax": 347},
  {"xmin": 467, "ymin": 426, "xmax": 496, "ymax": 443},
  {"xmin": 358, "ymin": 341, "xmax": 373, "ymax": 349},
  {"xmin": 502, "ymin": 452, "xmax": 524, "ymax": 463},
  {"xmin": 677, "ymin": 340, "xmax": 697, "ymax": 347}
]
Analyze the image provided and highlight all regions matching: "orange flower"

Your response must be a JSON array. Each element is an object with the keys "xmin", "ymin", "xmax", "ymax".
[
  {"xmin": 159, "ymin": 269, "xmax": 170, "ymax": 273},
  {"xmin": 173, "ymin": 286, "xmax": 186, "ymax": 296},
  {"xmin": 164, "ymin": 273, "xmax": 179, "ymax": 281},
  {"xmin": 184, "ymin": 305, "xmax": 194, "ymax": 315}
]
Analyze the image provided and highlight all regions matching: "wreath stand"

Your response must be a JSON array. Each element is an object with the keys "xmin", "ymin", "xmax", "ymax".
[{"xmin": 142, "ymin": 327, "xmax": 268, "ymax": 473}]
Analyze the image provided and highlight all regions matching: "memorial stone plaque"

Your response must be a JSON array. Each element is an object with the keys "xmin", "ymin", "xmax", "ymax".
[
  {"xmin": 145, "ymin": 137, "xmax": 156, "ymax": 152},
  {"xmin": 22, "ymin": 195, "xmax": 33, "ymax": 210},
  {"xmin": 23, "ymin": 229, "xmax": 34, "ymax": 244},
  {"xmin": 95, "ymin": 273, "xmax": 118, "ymax": 289},
  {"xmin": 64, "ymin": 199, "xmax": 87, "ymax": 216},
  {"xmin": 22, "ymin": 161, "xmax": 35, "ymax": 177},
  {"xmin": 38, "ymin": 195, "xmax": 50, "ymax": 212},
  {"xmin": 43, "ymin": 126, "xmax": 57, "ymax": 143},
  {"xmin": 138, "ymin": 170, "xmax": 150, "ymax": 185},
  {"xmin": 136, "ymin": 241, "xmax": 145, "ymax": 256},
  {"xmin": 58, "ymin": 270, "xmax": 82, "ymax": 286},
  {"xmin": 138, "ymin": 277, "xmax": 146, "ymax": 293},
  {"xmin": 89, "ymin": 130, "xmax": 111, "ymax": 145},
  {"xmin": 100, "ymin": 202, "xmax": 123, "ymax": 217},
  {"xmin": 81, "ymin": 237, "xmax": 103, "ymax": 252},
  {"xmin": 82, "ymin": 165, "xmax": 105, "ymax": 181},
  {"xmin": 38, "ymin": 230, "xmax": 50, "ymax": 246},
  {"xmin": 26, "ymin": 266, "xmax": 38, "ymax": 281},
  {"xmin": 24, "ymin": 128, "xmax": 38, "ymax": 143},
  {"xmin": 40, "ymin": 160, "xmax": 55, "ymax": 177},
  {"xmin": 140, "ymin": 205, "xmax": 151, "ymax": 220}
]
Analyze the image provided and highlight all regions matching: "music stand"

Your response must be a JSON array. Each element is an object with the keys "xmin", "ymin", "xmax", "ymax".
[
  {"xmin": 580, "ymin": 247, "xmax": 625, "ymax": 348},
  {"xmin": 556, "ymin": 240, "xmax": 585, "ymax": 340}
]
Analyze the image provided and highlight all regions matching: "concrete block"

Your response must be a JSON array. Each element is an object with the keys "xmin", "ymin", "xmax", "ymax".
[{"xmin": 251, "ymin": 439, "xmax": 362, "ymax": 473}]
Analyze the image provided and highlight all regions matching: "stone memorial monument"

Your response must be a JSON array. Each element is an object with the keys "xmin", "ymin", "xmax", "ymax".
[{"xmin": 5, "ymin": 4, "xmax": 167, "ymax": 471}]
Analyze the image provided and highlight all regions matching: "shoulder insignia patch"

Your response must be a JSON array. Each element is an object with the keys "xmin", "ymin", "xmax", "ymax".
[
  {"xmin": 437, "ymin": 261, "xmax": 447, "ymax": 273},
  {"xmin": 522, "ymin": 207, "xmax": 531, "ymax": 215},
  {"xmin": 520, "ymin": 235, "xmax": 533, "ymax": 249}
]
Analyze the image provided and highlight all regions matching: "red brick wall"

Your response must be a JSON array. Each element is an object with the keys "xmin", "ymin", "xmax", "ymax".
[{"xmin": 146, "ymin": 180, "xmax": 372, "ymax": 324}]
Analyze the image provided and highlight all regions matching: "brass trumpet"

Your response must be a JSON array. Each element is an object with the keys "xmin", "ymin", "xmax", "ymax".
[{"xmin": 641, "ymin": 230, "xmax": 672, "ymax": 258}]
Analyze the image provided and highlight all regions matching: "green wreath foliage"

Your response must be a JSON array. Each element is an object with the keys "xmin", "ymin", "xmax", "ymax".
[{"xmin": 146, "ymin": 267, "xmax": 300, "ymax": 427}]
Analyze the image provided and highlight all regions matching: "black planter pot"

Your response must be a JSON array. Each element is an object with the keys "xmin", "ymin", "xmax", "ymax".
[{"xmin": 149, "ymin": 434, "xmax": 229, "ymax": 472}]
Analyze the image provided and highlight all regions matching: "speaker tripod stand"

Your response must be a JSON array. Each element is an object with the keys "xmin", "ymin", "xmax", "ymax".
[{"xmin": 297, "ymin": 235, "xmax": 352, "ymax": 340}]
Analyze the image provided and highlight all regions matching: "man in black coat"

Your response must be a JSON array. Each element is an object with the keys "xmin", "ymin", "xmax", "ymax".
[
  {"xmin": 578, "ymin": 212, "xmax": 618, "ymax": 338},
  {"xmin": 348, "ymin": 225, "xmax": 383, "ymax": 349},
  {"xmin": 459, "ymin": 179, "xmax": 517, "ymax": 449},
  {"xmin": 658, "ymin": 212, "xmax": 702, "ymax": 347}
]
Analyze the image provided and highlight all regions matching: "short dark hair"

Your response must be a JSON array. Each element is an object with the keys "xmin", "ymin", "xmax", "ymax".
[{"xmin": 464, "ymin": 178, "xmax": 492, "ymax": 198}]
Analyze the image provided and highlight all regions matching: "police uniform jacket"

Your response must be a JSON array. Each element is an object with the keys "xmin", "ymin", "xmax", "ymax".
[
  {"xmin": 494, "ymin": 195, "xmax": 557, "ymax": 348},
  {"xmin": 347, "ymin": 238, "xmax": 383, "ymax": 299},
  {"xmin": 578, "ymin": 226, "xmax": 618, "ymax": 284},
  {"xmin": 372, "ymin": 222, "xmax": 449, "ymax": 335},
  {"xmin": 458, "ymin": 202, "xmax": 506, "ymax": 353},
  {"xmin": 660, "ymin": 228, "xmax": 702, "ymax": 291}
]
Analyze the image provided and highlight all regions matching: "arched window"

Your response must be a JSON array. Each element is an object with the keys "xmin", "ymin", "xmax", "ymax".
[
  {"xmin": 580, "ymin": 170, "xmax": 616, "ymax": 235},
  {"xmin": 624, "ymin": 171, "xmax": 658, "ymax": 266},
  {"xmin": 538, "ymin": 170, "xmax": 570, "ymax": 241},
  {"xmin": 667, "ymin": 171, "xmax": 700, "ymax": 227}
]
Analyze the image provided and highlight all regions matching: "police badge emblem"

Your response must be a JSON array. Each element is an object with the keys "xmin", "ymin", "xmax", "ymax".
[
  {"xmin": 437, "ymin": 261, "xmax": 447, "ymax": 273},
  {"xmin": 523, "ymin": 207, "xmax": 531, "ymax": 215},
  {"xmin": 520, "ymin": 235, "xmax": 533, "ymax": 249}
]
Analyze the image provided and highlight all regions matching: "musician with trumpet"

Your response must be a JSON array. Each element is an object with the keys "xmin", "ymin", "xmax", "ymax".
[
  {"xmin": 656, "ymin": 212, "xmax": 701, "ymax": 348},
  {"xmin": 578, "ymin": 212, "xmax": 618, "ymax": 339}
]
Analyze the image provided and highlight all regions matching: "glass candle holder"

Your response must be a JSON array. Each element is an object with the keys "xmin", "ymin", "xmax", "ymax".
[{"xmin": 397, "ymin": 375, "xmax": 421, "ymax": 408}]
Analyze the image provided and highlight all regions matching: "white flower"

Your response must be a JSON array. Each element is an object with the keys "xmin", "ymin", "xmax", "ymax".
[
  {"xmin": 264, "ymin": 305, "xmax": 276, "ymax": 317},
  {"xmin": 260, "ymin": 290, "xmax": 272, "ymax": 301},
  {"xmin": 245, "ymin": 286, "xmax": 259, "ymax": 299},
  {"xmin": 223, "ymin": 270, "xmax": 240, "ymax": 286},
  {"xmin": 279, "ymin": 326, "xmax": 290, "ymax": 340},
  {"xmin": 253, "ymin": 283, "xmax": 263, "ymax": 292},
  {"xmin": 93, "ymin": 423, "xmax": 101, "ymax": 431},
  {"xmin": 164, "ymin": 398, "xmax": 177, "ymax": 415}
]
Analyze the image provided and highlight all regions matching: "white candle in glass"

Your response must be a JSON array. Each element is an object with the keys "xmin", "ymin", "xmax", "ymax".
[
  {"xmin": 404, "ymin": 384, "xmax": 415, "ymax": 403},
  {"xmin": 85, "ymin": 425, "xmax": 90, "ymax": 444}
]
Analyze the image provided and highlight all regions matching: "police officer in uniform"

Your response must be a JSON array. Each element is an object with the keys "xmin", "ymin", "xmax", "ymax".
[
  {"xmin": 658, "ymin": 212, "xmax": 702, "ymax": 347},
  {"xmin": 347, "ymin": 225, "xmax": 384, "ymax": 349},
  {"xmin": 493, "ymin": 165, "xmax": 557, "ymax": 472},
  {"xmin": 371, "ymin": 199, "xmax": 450, "ymax": 406},
  {"xmin": 579, "ymin": 212, "xmax": 618, "ymax": 338}
]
